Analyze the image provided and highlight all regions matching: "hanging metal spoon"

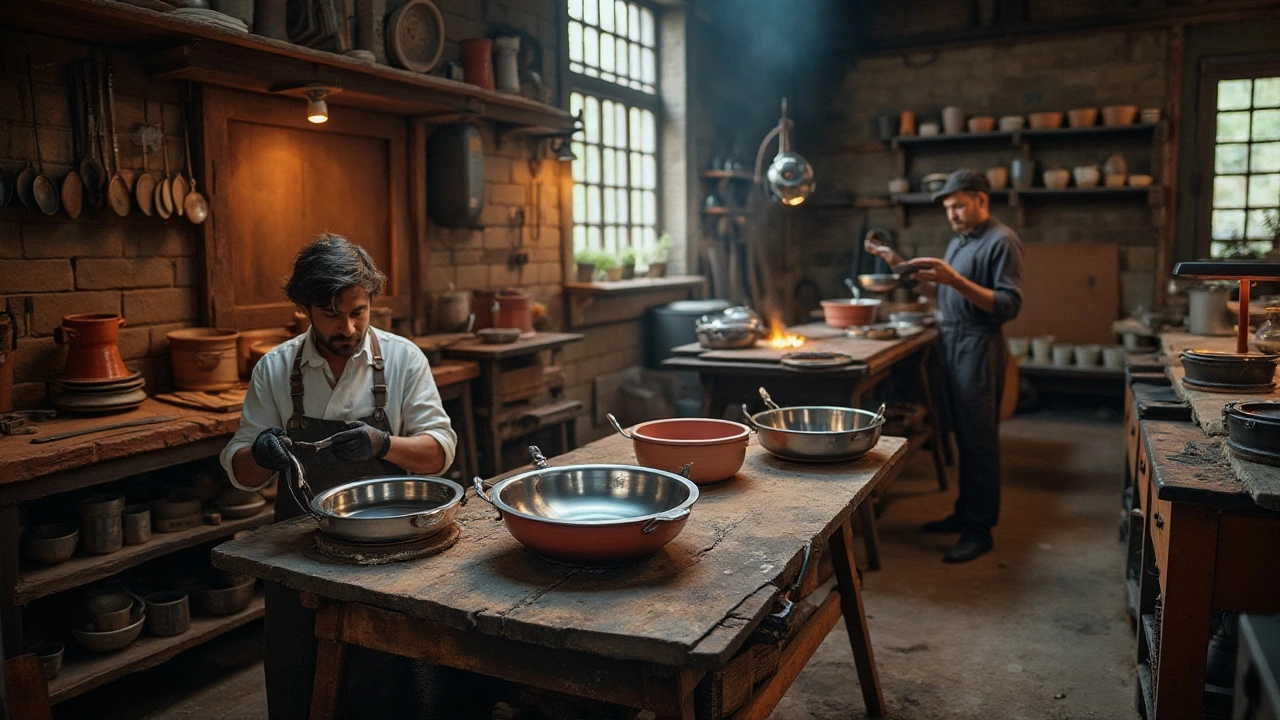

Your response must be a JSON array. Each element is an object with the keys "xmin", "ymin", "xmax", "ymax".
[
  {"xmin": 105, "ymin": 59, "xmax": 131, "ymax": 217},
  {"xmin": 26, "ymin": 57, "xmax": 60, "ymax": 215},
  {"xmin": 15, "ymin": 162, "xmax": 36, "ymax": 209},
  {"xmin": 156, "ymin": 103, "xmax": 174, "ymax": 217},
  {"xmin": 134, "ymin": 98, "xmax": 156, "ymax": 216},
  {"xmin": 181, "ymin": 101, "xmax": 208, "ymax": 224},
  {"xmin": 78, "ymin": 61, "xmax": 106, "ymax": 196},
  {"xmin": 61, "ymin": 65, "xmax": 84, "ymax": 219},
  {"xmin": 845, "ymin": 277, "xmax": 860, "ymax": 300}
]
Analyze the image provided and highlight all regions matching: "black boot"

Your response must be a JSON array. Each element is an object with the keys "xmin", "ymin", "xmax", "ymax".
[{"xmin": 943, "ymin": 528, "xmax": 993, "ymax": 563}]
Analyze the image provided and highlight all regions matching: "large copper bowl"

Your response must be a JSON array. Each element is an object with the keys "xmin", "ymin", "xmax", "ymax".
[
  {"xmin": 473, "ymin": 447, "xmax": 699, "ymax": 564},
  {"xmin": 608, "ymin": 414, "xmax": 749, "ymax": 485}
]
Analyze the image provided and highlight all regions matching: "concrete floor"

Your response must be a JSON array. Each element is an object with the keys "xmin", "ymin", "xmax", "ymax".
[{"xmin": 53, "ymin": 404, "xmax": 1137, "ymax": 720}]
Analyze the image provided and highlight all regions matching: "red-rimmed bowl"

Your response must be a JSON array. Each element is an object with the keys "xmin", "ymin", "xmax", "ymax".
[
  {"xmin": 821, "ymin": 299, "xmax": 881, "ymax": 328},
  {"xmin": 608, "ymin": 415, "xmax": 750, "ymax": 484}
]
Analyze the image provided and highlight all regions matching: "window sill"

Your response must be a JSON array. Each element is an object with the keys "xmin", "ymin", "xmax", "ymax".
[{"xmin": 563, "ymin": 275, "xmax": 707, "ymax": 329}]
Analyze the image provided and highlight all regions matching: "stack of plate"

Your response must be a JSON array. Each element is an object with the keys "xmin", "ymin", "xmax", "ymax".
[
  {"xmin": 50, "ymin": 371, "xmax": 148, "ymax": 414},
  {"xmin": 167, "ymin": 7, "xmax": 249, "ymax": 32}
]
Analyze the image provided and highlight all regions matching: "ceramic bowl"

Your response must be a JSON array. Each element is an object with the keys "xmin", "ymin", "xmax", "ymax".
[
  {"xmin": 1128, "ymin": 174, "xmax": 1154, "ymax": 187},
  {"xmin": 24, "ymin": 523, "xmax": 79, "ymax": 565},
  {"xmin": 1102, "ymin": 105, "xmax": 1138, "ymax": 126},
  {"xmin": 997, "ymin": 115, "xmax": 1025, "ymax": 131},
  {"xmin": 1104, "ymin": 173, "xmax": 1128, "ymax": 188},
  {"xmin": 966, "ymin": 115, "xmax": 995, "ymax": 133},
  {"xmin": 918, "ymin": 122, "xmax": 940, "ymax": 137},
  {"xmin": 193, "ymin": 576, "xmax": 256, "ymax": 616},
  {"xmin": 1043, "ymin": 169, "xmax": 1071, "ymax": 190},
  {"xmin": 922, "ymin": 173, "xmax": 949, "ymax": 193},
  {"xmin": 1028, "ymin": 111, "xmax": 1064, "ymax": 130},
  {"xmin": 985, "ymin": 166, "xmax": 1009, "ymax": 190},
  {"xmin": 821, "ymin": 299, "xmax": 881, "ymax": 328},
  {"xmin": 887, "ymin": 178, "xmax": 910, "ymax": 194},
  {"xmin": 626, "ymin": 418, "xmax": 750, "ymax": 485},
  {"xmin": 1140, "ymin": 108, "xmax": 1162, "ymax": 124},
  {"xmin": 71, "ymin": 607, "xmax": 144, "ymax": 652},
  {"xmin": 1067, "ymin": 107, "xmax": 1098, "ymax": 128},
  {"xmin": 1073, "ymin": 165, "xmax": 1101, "ymax": 188},
  {"xmin": 86, "ymin": 591, "xmax": 135, "ymax": 632},
  {"xmin": 477, "ymin": 327, "xmax": 521, "ymax": 344},
  {"xmin": 213, "ymin": 489, "xmax": 266, "ymax": 519},
  {"xmin": 33, "ymin": 642, "xmax": 64, "ymax": 680}
]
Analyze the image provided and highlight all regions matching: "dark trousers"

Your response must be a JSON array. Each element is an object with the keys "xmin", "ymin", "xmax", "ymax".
[{"xmin": 939, "ymin": 327, "xmax": 1006, "ymax": 531}]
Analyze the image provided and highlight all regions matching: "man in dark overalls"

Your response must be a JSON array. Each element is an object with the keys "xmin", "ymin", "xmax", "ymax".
[
  {"xmin": 865, "ymin": 169, "xmax": 1023, "ymax": 563},
  {"xmin": 219, "ymin": 233, "xmax": 458, "ymax": 717}
]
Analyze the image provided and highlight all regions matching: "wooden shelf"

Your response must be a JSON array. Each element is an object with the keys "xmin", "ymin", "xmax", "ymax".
[
  {"xmin": 701, "ymin": 170, "xmax": 755, "ymax": 181},
  {"xmin": 16, "ymin": 507, "xmax": 274, "ymax": 604},
  {"xmin": 48, "ymin": 593, "xmax": 265, "ymax": 703},
  {"xmin": 1013, "ymin": 186, "xmax": 1156, "ymax": 200},
  {"xmin": 893, "ymin": 130, "xmax": 1016, "ymax": 147},
  {"xmin": 1017, "ymin": 361, "xmax": 1125, "ymax": 379},
  {"xmin": 891, "ymin": 123, "xmax": 1159, "ymax": 148},
  {"xmin": 562, "ymin": 275, "xmax": 707, "ymax": 296},
  {"xmin": 4, "ymin": 0, "xmax": 575, "ymax": 130}
]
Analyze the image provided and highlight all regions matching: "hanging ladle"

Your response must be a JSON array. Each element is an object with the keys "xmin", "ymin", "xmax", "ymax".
[
  {"xmin": 181, "ymin": 101, "xmax": 208, "ymax": 224},
  {"xmin": 61, "ymin": 65, "xmax": 85, "ymax": 219},
  {"xmin": 845, "ymin": 277, "xmax": 860, "ymax": 300},
  {"xmin": 105, "ymin": 60, "xmax": 131, "ymax": 217},
  {"xmin": 80, "ymin": 59, "xmax": 106, "ymax": 209},
  {"xmin": 134, "ymin": 98, "xmax": 157, "ymax": 217},
  {"xmin": 25, "ymin": 57, "xmax": 60, "ymax": 215},
  {"xmin": 154, "ymin": 104, "xmax": 174, "ymax": 219}
]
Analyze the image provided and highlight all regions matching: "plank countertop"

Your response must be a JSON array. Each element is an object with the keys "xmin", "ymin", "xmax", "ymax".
[{"xmin": 213, "ymin": 433, "xmax": 908, "ymax": 670}]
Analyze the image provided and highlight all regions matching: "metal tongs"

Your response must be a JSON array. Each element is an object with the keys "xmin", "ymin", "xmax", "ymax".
[
  {"xmin": 289, "ymin": 435, "xmax": 337, "ymax": 452},
  {"xmin": 758, "ymin": 542, "xmax": 812, "ymax": 641}
]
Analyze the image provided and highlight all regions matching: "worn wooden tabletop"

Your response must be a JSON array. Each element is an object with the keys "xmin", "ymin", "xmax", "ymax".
[{"xmin": 213, "ymin": 433, "xmax": 908, "ymax": 670}]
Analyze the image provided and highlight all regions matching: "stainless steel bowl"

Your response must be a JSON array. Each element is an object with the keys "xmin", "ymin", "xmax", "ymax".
[
  {"xmin": 857, "ymin": 274, "xmax": 900, "ymax": 293},
  {"xmin": 306, "ymin": 476, "xmax": 466, "ymax": 543},
  {"xmin": 696, "ymin": 306, "xmax": 765, "ymax": 349},
  {"xmin": 743, "ymin": 405, "xmax": 884, "ymax": 462}
]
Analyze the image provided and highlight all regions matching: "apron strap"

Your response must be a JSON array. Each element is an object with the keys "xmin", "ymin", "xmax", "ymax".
[
  {"xmin": 369, "ymin": 331, "xmax": 387, "ymax": 423},
  {"xmin": 287, "ymin": 338, "xmax": 306, "ymax": 431}
]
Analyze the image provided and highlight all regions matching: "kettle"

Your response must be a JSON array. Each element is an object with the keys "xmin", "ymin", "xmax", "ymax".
[{"xmin": 696, "ymin": 306, "xmax": 766, "ymax": 349}]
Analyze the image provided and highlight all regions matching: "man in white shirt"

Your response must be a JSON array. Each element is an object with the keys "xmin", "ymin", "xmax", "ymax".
[{"xmin": 219, "ymin": 233, "xmax": 457, "ymax": 718}]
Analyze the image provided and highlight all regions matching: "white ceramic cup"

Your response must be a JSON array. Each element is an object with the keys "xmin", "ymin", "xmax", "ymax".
[
  {"xmin": 1074, "ymin": 344, "xmax": 1101, "ymax": 366},
  {"xmin": 919, "ymin": 122, "xmax": 940, "ymax": 137},
  {"xmin": 1031, "ymin": 335, "xmax": 1055, "ymax": 363},
  {"xmin": 1073, "ymin": 165, "xmax": 1101, "ymax": 189},
  {"xmin": 1102, "ymin": 346, "xmax": 1126, "ymax": 369},
  {"xmin": 1052, "ymin": 344, "xmax": 1075, "ymax": 366},
  {"xmin": 1007, "ymin": 336, "xmax": 1029, "ymax": 358},
  {"xmin": 942, "ymin": 106, "xmax": 965, "ymax": 134}
]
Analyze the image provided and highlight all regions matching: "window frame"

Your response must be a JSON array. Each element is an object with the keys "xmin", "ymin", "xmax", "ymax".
[
  {"xmin": 1195, "ymin": 53, "xmax": 1280, "ymax": 258},
  {"xmin": 564, "ymin": 0, "xmax": 665, "ymax": 260}
]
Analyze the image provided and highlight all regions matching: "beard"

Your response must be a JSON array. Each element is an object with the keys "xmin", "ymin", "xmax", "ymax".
[{"xmin": 314, "ymin": 326, "xmax": 364, "ymax": 357}]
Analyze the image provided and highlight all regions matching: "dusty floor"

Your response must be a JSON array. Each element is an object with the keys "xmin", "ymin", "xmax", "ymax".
[{"xmin": 53, "ymin": 404, "xmax": 1137, "ymax": 720}]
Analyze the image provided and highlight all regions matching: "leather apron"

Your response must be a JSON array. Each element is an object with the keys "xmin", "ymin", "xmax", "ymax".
[{"xmin": 263, "ymin": 332, "xmax": 418, "ymax": 719}]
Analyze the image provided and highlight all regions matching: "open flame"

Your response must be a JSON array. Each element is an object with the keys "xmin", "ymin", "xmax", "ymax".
[{"xmin": 765, "ymin": 316, "xmax": 805, "ymax": 349}]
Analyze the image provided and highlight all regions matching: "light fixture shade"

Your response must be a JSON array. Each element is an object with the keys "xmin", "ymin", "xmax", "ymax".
[
  {"xmin": 306, "ymin": 96, "xmax": 328, "ymax": 123},
  {"xmin": 554, "ymin": 139, "xmax": 577, "ymax": 162},
  {"xmin": 765, "ymin": 152, "xmax": 815, "ymax": 206}
]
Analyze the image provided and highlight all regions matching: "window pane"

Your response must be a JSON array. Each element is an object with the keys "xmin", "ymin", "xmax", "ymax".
[
  {"xmin": 568, "ymin": 0, "xmax": 582, "ymax": 20},
  {"xmin": 614, "ymin": 104, "xmax": 627, "ymax": 147},
  {"xmin": 587, "ymin": 185, "xmax": 601, "ymax": 224},
  {"xmin": 600, "ymin": 33, "xmax": 614, "ymax": 73},
  {"xmin": 569, "ymin": 21, "xmax": 583, "ymax": 63},
  {"xmin": 586, "ymin": 145, "xmax": 600, "ymax": 183},
  {"xmin": 629, "ymin": 107, "xmax": 641, "ymax": 147},
  {"xmin": 583, "ymin": 0, "xmax": 597, "ymax": 24},
  {"xmin": 1255, "ymin": 77, "xmax": 1280, "ymax": 108},
  {"xmin": 584, "ymin": 26, "xmax": 599, "ymax": 67},
  {"xmin": 642, "ymin": 155, "xmax": 656, "ymax": 190},
  {"xmin": 1219, "ymin": 79, "xmax": 1253, "ymax": 111},
  {"xmin": 631, "ymin": 190, "xmax": 642, "ymax": 226},
  {"xmin": 1247, "ymin": 209, "xmax": 1277, "ymax": 239},
  {"xmin": 1253, "ymin": 143, "xmax": 1280, "ymax": 173},
  {"xmin": 630, "ymin": 151, "xmax": 642, "ymax": 187},
  {"xmin": 616, "ymin": 38, "xmax": 628, "ymax": 77},
  {"xmin": 616, "ymin": 188, "xmax": 629, "ymax": 224},
  {"xmin": 1249, "ymin": 174, "xmax": 1280, "ymax": 208},
  {"xmin": 615, "ymin": 149, "xmax": 628, "ymax": 185},
  {"xmin": 604, "ymin": 225, "xmax": 616, "ymax": 251},
  {"xmin": 641, "ymin": 110, "xmax": 656, "ymax": 153},
  {"xmin": 1217, "ymin": 143, "xmax": 1249, "ymax": 173},
  {"xmin": 1218, "ymin": 111, "xmax": 1251, "ymax": 142},
  {"xmin": 629, "ymin": 44, "xmax": 641, "ymax": 81},
  {"xmin": 602, "ymin": 148, "xmax": 616, "ymax": 186},
  {"xmin": 641, "ymin": 48, "xmax": 656, "ymax": 85},
  {"xmin": 600, "ymin": 0, "xmax": 614, "ymax": 31},
  {"xmin": 601, "ymin": 99, "xmax": 615, "ymax": 147},
  {"xmin": 573, "ymin": 185, "xmax": 585, "ymax": 223},
  {"xmin": 643, "ymin": 191, "xmax": 656, "ymax": 224},
  {"xmin": 583, "ymin": 95, "xmax": 600, "ymax": 143},
  {"xmin": 641, "ymin": 7, "xmax": 654, "ymax": 45},
  {"xmin": 571, "ymin": 145, "xmax": 585, "ymax": 183},
  {"xmin": 573, "ymin": 225, "xmax": 586, "ymax": 249},
  {"xmin": 1215, "ymin": 175, "xmax": 1247, "ymax": 208},
  {"xmin": 628, "ymin": 3, "xmax": 641, "ymax": 41},
  {"xmin": 587, "ymin": 226, "xmax": 601, "ymax": 250},
  {"xmin": 1213, "ymin": 209, "xmax": 1247, "ymax": 239},
  {"xmin": 1254, "ymin": 109, "xmax": 1280, "ymax": 141}
]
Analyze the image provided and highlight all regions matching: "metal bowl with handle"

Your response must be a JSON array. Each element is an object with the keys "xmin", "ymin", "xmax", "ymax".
[
  {"xmin": 695, "ymin": 306, "xmax": 765, "ymax": 349},
  {"xmin": 286, "ymin": 450, "xmax": 466, "ymax": 544},
  {"xmin": 742, "ymin": 388, "xmax": 884, "ymax": 463},
  {"xmin": 473, "ymin": 446, "xmax": 699, "ymax": 564}
]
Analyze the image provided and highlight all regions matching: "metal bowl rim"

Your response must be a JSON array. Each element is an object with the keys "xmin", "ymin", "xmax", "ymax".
[
  {"xmin": 750, "ymin": 406, "xmax": 886, "ymax": 435},
  {"xmin": 309, "ymin": 475, "xmax": 465, "ymax": 519},
  {"xmin": 488, "ymin": 463, "xmax": 700, "ymax": 526},
  {"xmin": 630, "ymin": 418, "xmax": 751, "ymax": 445}
]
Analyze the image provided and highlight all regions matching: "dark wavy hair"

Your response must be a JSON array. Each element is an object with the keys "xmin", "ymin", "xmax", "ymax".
[{"xmin": 284, "ymin": 233, "xmax": 386, "ymax": 310}]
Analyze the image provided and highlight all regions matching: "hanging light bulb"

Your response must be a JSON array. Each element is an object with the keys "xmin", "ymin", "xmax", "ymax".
[
  {"xmin": 553, "ymin": 136, "xmax": 577, "ymax": 162},
  {"xmin": 305, "ymin": 86, "xmax": 330, "ymax": 124},
  {"xmin": 754, "ymin": 98, "xmax": 815, "ymax": 206}
]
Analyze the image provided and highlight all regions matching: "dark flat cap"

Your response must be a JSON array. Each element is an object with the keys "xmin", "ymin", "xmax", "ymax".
[{"xmin": 932, "ymin": 169, "xmax": 991, "ymax": 201}]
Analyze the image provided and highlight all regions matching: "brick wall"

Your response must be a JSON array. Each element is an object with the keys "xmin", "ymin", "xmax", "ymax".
[
  {"xmin": 1, "ymin": 33, "xmax": 200, "ymax": 408},
  {"xmin": 801, "ymin": 29, "xmax": 1169, "ymax": 314}
]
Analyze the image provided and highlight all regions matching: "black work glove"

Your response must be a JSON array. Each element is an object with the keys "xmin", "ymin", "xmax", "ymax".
[
  {"xmin": 251, "ymin": 427, "xmax": 292, "ymax": 472},
  {"xmin": 329, "ymin": 421, "xmax": 391, "ymax": 462}
]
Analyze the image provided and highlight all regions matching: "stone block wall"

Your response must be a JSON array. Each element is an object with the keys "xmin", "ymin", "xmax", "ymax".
[{"xmin": 801, "ymin": 29, "xmax": 1169, "ymax": 315}]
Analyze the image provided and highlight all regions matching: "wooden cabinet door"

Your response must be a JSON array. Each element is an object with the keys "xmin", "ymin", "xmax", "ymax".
[{"xmin": 201, "ymin": 88, "xmax": 413, "ymax": 329}]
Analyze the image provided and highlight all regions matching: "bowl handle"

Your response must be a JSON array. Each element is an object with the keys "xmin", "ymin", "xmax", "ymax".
[
  {"xmin": 741, "ymin": 405, "xmax": 759, "ymax": 431},
  {"xmin": 411, "ymin": 509, "xmax": 442, "ymax": 527},
  {"xmin": 471, "ymin": 476, "xmax": 502, "ymax": 520},
  {"xmin": 642, "ymin": 508, "xmax": 690, "ymax": 534},
  {"xmin": 285, "ymin": 453, "xmax": 324, "ymax": 521},
  {"xmin": 758, "ymin": 387, "xmax": 780, "ymax": 410},
  {"xmin": 528, "ymin": 445, "xmax": 550, "ymax": 470},
  {"xmin": 606, "ymin": 413, "xmax": 633, "ymax": 439}
]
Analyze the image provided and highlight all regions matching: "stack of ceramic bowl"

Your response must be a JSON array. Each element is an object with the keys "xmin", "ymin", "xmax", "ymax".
[{"xmin": 51, "ymin": 313, "xmax": 147, "ymax": 414}]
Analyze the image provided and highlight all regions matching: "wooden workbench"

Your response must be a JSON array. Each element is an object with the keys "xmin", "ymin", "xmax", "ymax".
[{"xmin": 213, "ymin": 432, "xmax": 909, "ymax": 719}]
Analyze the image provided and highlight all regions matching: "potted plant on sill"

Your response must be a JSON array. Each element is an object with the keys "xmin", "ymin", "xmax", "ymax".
[
  {"xmin": 648, "ymin": 233, "xmax": 673, "ymax": 278},
  {"xmin": 574, "ymin": 249, "xmax": 596, "ymax": 283},
  {"xmin": 619, "ymin": 249, "xmax": 637, "ymax": 280},
  {"xmin": 595, "ymin": 251, "xmax": 622, "ymax": 281}
]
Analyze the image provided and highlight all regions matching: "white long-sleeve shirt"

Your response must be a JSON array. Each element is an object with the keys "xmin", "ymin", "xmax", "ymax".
[{"xmin": 219, "ymin": 328, "xmax": 458, "ymax": 488}]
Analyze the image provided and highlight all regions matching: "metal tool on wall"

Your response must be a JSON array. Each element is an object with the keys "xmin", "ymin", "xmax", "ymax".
[
  {"xmin": 105, "ymin": 57, "xmax": 131, "ymax": 217},
  {"xmin": 155, "ymin": 104, "xmax": 174, "ymax": 218},
  {"xmin": 79, "ymin": 58, "xmax": 106, "ymax": 209},
  {"xmin": 61, "ymin": 63, "xmax": 85, "ymax": 219},
  {"xmin": 134, "ymin": 97, "xmax": 157, "ymax": 216},
  {"xmin": 180, "ymin": 97, "xmax": 208, "ymax": 224}
]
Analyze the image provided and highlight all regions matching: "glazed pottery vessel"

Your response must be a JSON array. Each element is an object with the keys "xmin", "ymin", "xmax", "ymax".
[{"xmin": 55, "ymin": 314, "xmax": 130, "ymax": 380}]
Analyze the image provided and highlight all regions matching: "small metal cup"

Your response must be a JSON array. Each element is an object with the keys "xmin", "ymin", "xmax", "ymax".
[{"xmin": 122, "ymin": 505, "xmax": 151, "ymax": 545}]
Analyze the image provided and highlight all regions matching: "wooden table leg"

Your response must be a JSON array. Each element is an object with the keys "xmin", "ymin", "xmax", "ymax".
[
  {"xmin": 856, "ymin": 501, "xmax": 881, "ymax": 572},
  {"xmin": 917, "ymin": 348, "xmax": 949, "ymax": 491},
  {"xmin": 459, "ymin": 383, "xmax": 479, "ymax": 482},
  {"xmin": 310, "ymin": 604, "xmax": 347, "ymax": 720},
  {"xmin": 1152, "ymin": 502, "xmax": 1218, "ymax": 720},
  {"xmin": 829, "ymin": 518, "xmax": 886, "ymax": 717}
]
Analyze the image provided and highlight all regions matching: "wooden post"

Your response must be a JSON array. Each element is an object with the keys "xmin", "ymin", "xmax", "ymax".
[{"xmin": 828, "ymin": 519, "xmax": 886, "ymax": 717}]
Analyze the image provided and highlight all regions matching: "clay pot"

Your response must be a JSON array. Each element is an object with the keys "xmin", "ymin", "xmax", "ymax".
[
  {"xmin": 887, "ymin": 178, "xmax": 910, "ymax": 194},
  {"xmin": 167, "ymin": 328, "xmax": 240, "ymax": 391},
  {"xmin": 1067, "ymin": 108, "xmax": 1098, "ymax": 128},
  {"xmin": 235, "ymin": 328, "xmax": 292, "ymax": 379},
  {"xmin": 1102, "ymin": 105, "xmax": 1138, "ymax": 126},
  {"xmin": 821, "ymin": 299, "xmax": 881, "ymax": 328},
  {"xmin": 248, "ymin": 339, "xmax": 285, "ymax": 376},
  {"xmin": 460, "ymin": 39, "xmax": 495, "ymax": 91},
  {"xmin": 898, "ymin": 110, "xmax": 916, "ymax": 137},
  {"xmin": 1043, "ymin": 169, "xmax": 1071, "ymax": 190},
  {"xmin": 941, "ymin": 106, "xmax": 965, "ymax": 134},
  {"xmin": 1128, "ymin": 174, "xmax": 1154, "ymax": 187},
  {"xmin": 966, "ymin": 115, "xmax": 995, "ymax": 133},
  {"xmin": 1027, "ymin": 111, "xmax": 1064, "ymax": 130},
  {"xmin": 55, "ymin": 314, "xmax": 131, "ymax": 381},
  {"xmin": 985, "ymin": 166, "xmax": 1009, "ymax": 190},
  {"xmin": 472, "ymin": 290, "xmax": 496, "ymax": 330},
  {"xmin": 495, "ymin": 293, "xmax": 533, "ymax": 335},
  {"xmin": 1073, "ymin": 165, "xmax": 1101, "ymax": 188},
  {"xmin": 998, "ymin": 115, "xmax": 1025, "ymax": 131},
  {"xmin": 620, "ymin": 417, "xmax": 750, "ymax": 485}
]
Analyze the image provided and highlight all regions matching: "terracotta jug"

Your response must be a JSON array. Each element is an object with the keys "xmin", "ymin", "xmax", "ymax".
[
  {"xmin": 460, "ymin": 39, "xmax": 495, "ymax": 91},
  {"xmin": 55, "ymin": 313, "xmax": 131, "ymax": 380},
  {"xmin": 495, "ymin": 293, "xmax": 533, "ymax": 335}
]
